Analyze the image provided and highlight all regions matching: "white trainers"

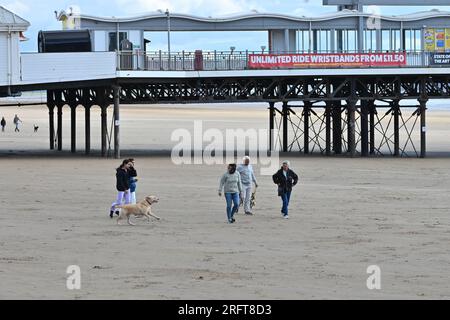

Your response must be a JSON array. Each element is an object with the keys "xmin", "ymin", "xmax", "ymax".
[{"xmin": 283, "ymin": 215, "xmax": 289, "ymax": 219}]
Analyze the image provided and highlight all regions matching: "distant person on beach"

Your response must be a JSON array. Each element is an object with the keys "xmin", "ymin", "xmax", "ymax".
[
  {"xmin": 218, "ymin": 164, "xmax": 243, "ymax": 224},
  {"xmin": 128, "ymin": 158, "xmax": 139, "ymax": 204},
  {"xmin": 1, "ymin": 117, "xmax": 5, "ymax": 132},
  {"xmin": 272, "ymin": 161, "xmax": 298, "ymax": 219},
  {"xmin": 13, "ymin": 114, "xmax": 22, "ymax": 132},
  {"xmin": 110, "ymin": 159, "xmax": 132, "ymax": 218},
  {"xmin": 237, "ymin": 156, "xmax": 258, "ymax": 215}
]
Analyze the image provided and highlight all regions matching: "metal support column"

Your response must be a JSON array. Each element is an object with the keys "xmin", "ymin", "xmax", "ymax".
[
  {"xmin": 419, "ymin": 98, "xmax": 427, "ymax": 158},
  {"xmin": 333, "ymin": 101, "xmax": 342, "ymax": 154},
  {"xmin": 47, "ymin": 90, "xmax": 55, "ymax": 150},
  {"xmin": 369, "ymin": 101, "xmax": 375, "ymax": 155},
  {"xmin": 360, "ymin": 100, "xmax": 369, "ymax": 157},
  {"xmin": 113, "ymin": 85, "xmax": 121, "ymax": 159},
  {"xmin": 70, "ymin": 104, "xmax": 77, "ymax": 153},
  {"xmin": 68, "ymin": 89, "xmax": 77, "ymax": 154},
  {"xmin": 101, "ymin": 105, "xmax": 108, "ymax": 157},
  {"xmin": 347, "ymin": 99, "xmax": 357, "ymax": 157},
  {"xmin": 97, "ymin": 88, "xmax": 108, "ymax": 157},
  {"xmin": 304, "ymin": 102, "xmax": 310, "ymax": 154},
  {"xmin": 57, "ymin": 103, "xmax": 63, "ymax": 151},
  {"xmin": 269, "ymin": 102, "xmax": 275, "ymax": 152},
  {"xmin": 282, "ymin": 101, "xmax": 289, "ymax": 152},
  {"xmin": 393, "ymin": 100, "xmax": 400, "ymax": 157},
  {"xmin": 325, "ymin": 102, "xmax": 332, "ymax": 156},
  {"xmin": 85, "ymin": 104, "xmax": 91, "ymax": 155}
]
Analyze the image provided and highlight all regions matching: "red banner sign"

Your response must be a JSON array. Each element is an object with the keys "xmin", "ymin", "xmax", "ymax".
[{"xmin": 248, "ymin": 53, "xmax": 407, "ymax": 69}]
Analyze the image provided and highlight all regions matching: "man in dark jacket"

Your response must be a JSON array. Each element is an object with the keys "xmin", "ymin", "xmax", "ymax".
[{"xmin": 272, "ymin": 160, "xmax": 299, "ymax": 219}]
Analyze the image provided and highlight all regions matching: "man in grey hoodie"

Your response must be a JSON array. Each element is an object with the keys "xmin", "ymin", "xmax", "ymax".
[
  {"xmin": 218, "ymin": 163, "xmax": 243, "ymax": 224},
  {"xmin": 237, "ymin": 156, "xmax": 258, "ymax": 215}
]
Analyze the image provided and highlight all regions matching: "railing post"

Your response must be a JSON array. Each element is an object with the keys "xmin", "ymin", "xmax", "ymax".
[
  {"xmin": 182, "ymin": 50, "xmax": 185, "ymax": 71},
  {"xmin": 168, "ymin": 52, "xmax": 171, "ymax": 70},
  {"xmin": 214, "ymin": 50, "xmax": 217, "ymax": 71},
  {"xmin": 159, "ymin": 50, "xmax": 163, "ymax": 70},
  {"xmin": 245, "ymin": 49, "xmax": 248, "ymax": 70}
]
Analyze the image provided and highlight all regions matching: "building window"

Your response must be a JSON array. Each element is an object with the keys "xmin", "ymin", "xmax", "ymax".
[
  {"xmin": 296, "ymin": 30, "xmax": 311, "ymax": 53},
  {"xmin": 109, "ymin": 32, "xmax": 128, "ymax": 51},
  {"xmin": 341, "ymin": 29, "xmax": 357, "ymax": 53},
  {"xmin": 404, "ymin": 29, "xmax": 422, "ymax": 52},
  {"xmin": 317, "ymin": 30, "xmax": 331, "ymax": 53},
  {"xmin": 364, "ymin": 29, "xmax": 376, "ymax": 52}
]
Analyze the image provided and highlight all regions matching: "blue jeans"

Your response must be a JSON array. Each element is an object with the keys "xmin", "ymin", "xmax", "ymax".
[
  {"xmin": 280, "ymin": 191, "xmax": 291, "ymax": 216},
  {"xmin": 129, "ymin": 180, "xmax": 137, "ymax": 193},
  {"xmin": 225, "ymin": 193, "xmax": 240, "ymax": 222}
]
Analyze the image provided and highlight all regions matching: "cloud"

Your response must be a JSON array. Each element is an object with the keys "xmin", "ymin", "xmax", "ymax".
[
  {"xmin": 292, "ymin": 0, "xmax": 330, "ymax": 16},
  {"xmin": 115, "ymin": 0, "xmax": 264, "ymax": 16},
  {"xmin": 2, "ymin": 0, "xmax": 31, "ymax": 16}
]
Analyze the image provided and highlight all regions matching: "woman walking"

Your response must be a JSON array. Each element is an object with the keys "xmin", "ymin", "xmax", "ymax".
[
  {"xmin": 13, "ymin": 114, "xmax": 22, "ymax": 132},
  {"xmin": 218, "ymin": 164, "xmax": 243, "ymax": 224},
  {"xmin": 1, "ymin": 117, "xmax": 5, "ymax": 132},
  {"xmin": 128, "ymin": 158, "xmax": 139, "ymax": 204},
  {"xmin": 272, "ymin": 160, "xmax": 299, "ymax": 219},
  {"xmin": 110, "ymin": 159, "xmax": 132, "ymax": 218}
]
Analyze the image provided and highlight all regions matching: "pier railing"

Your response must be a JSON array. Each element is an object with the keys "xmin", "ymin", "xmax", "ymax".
[{"xmin": 117, "ymin": 50, "xmax": 442, "ymax": 71}]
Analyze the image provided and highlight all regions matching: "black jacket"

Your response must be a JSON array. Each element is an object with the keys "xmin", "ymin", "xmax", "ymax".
[
  {"xmin": 128, "ymin": 166, "xmax": 137, "ymax": 178},
  {"xmin": 116, "ymin": 168, "xmax": 130, "ymax": 191},
  {"xmin": 272, "ymin": 168, "xmax": 299, "ymax": 195},
  {"xmin": 0, "ymin": 119, "xmax": 5, "ymax": 126}
]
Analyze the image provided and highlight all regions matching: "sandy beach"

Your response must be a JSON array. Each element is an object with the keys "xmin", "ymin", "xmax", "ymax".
[{"xmin": 0, "ymin": 104, "xmax": 449, "ymax": 299}]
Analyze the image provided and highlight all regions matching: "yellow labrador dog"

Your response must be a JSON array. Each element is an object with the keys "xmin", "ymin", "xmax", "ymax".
[{"xmin": 115, "ymin": 195, "xmax": 160, "ymax": 226}]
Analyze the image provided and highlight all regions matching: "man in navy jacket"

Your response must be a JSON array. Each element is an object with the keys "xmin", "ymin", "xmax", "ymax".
[{"xmin": 272, "ymin": 161, "xmax": 299, "ymax": 219}]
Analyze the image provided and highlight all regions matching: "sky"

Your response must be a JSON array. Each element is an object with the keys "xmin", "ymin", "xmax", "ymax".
[{"xmin": 1, "ymin": 0, "xmax": 450, "ymax": 52}]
